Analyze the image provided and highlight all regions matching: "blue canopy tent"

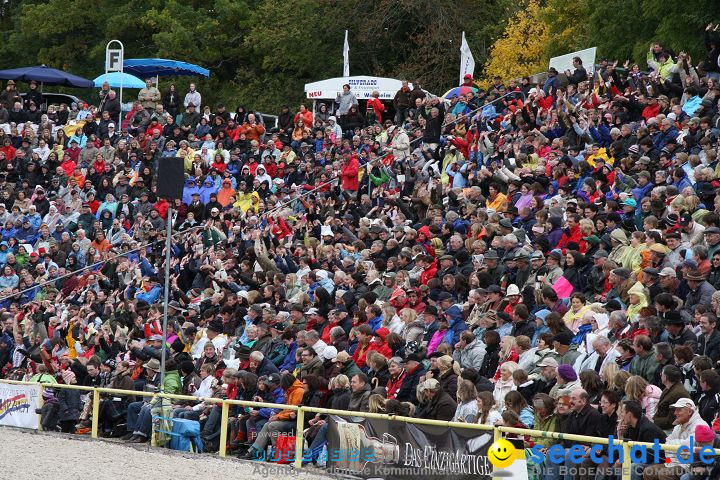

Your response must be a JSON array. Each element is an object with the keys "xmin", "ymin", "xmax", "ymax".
[
  {"xmin": 0, "ymin": 65, "xmax": 93, "ymax": 87},
  {"xmin": 122, "ymin": 59, "xmax": 210, "ymax": 78},
  {"xmin": 93, "ymin": 72, "xmax": 145, "ymax": 89}
]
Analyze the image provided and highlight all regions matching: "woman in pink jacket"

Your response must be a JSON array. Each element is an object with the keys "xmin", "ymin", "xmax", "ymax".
[
  {"xmin": 626, "ymin": 375, "xmax": 661, "ymax": 419},
  {"xmin": 427, "ymin": 317, "xmax": 449, "ymax": 355}
]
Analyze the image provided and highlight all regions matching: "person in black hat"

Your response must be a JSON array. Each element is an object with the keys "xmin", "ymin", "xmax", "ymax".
[
  {"xmin": 662, "ymin": 310, "xmax": 696, "ymax": 351},
  {"xmin": 234, "ymin": 344, "xmax": 252, "ymax": 363},
  {"xmin": 683, "ymin": 270, "xmax": 714, "ymax": 316},
  {"xmin": 397, "ymin": 352, "xmax": 426, "ymax": 403},
  {"xmin": 422, "ymin": 305, "xmax": 439, "ymax": 344},
  {"xmin": 481, "ymin": 285, "xmax": 503, "ymax": 312},
  {"xmin": 679, "ymin": 212, "xmax": 705, "ymax": 246},
  {"xmin": 189, "ymin": 318, "xmax": 226, "ymax": 360},
  {"xmin": 639, "ymin": 267, "xmax": 663, "ymax": 303},
  {"xmin": 552, "ymin": 330, "xmax": 580, "ymax": 366}
]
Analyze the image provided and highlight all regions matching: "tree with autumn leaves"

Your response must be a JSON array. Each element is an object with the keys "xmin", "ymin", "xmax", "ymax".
[{"xmin": 481, "ymin": 0, "xmax": 550, "ymax": 87}]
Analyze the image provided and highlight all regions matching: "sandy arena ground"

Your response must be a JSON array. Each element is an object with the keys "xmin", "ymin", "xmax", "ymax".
[{"xmin": 2, "ymin": 428, "xmax": 335, "ymax": 480}]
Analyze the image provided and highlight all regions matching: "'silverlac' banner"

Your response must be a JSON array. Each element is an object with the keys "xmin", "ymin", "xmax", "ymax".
[
  {"xmin": 326, "ymin": 415, "xmax": 493, "ymax": 480},
  {"xmin": 0, "ymin": 383, "xmax": 40, "ymax": 429}
]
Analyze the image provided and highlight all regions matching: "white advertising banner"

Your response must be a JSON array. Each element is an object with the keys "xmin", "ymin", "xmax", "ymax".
[
  {"xmin": 304, "ymin": 76, "xmax": 412, "ymax": 100},
  {"xmin": 549, "ymin": 47, "xmax": 597, "ymax": 74},
  {"xmin": 0, "ymin": 383, "xmax": 41, "ymax": 429}
]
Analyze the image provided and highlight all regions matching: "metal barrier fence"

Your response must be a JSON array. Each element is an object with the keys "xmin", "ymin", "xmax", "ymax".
[{"xmin": 3, "ymin": 379, "xmax": 720, "ymax": 479}]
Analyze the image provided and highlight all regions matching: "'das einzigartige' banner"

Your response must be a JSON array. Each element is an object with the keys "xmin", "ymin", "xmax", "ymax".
[{"xmin": 326, "ymin": 415, "xmax": 494, "ymax": 480}]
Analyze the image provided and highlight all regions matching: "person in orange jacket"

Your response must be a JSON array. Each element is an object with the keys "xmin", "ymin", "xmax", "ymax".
[
  {"xmin": 240, "ymin": 113, "xmax": 266, "ymax": 142},
  {"xmin": 243, "ymin": 372, "xmax": 303, "ymax": 459},
  {"xmin": 294, "ymin": 104, "xmax": 313, "ymax": 128}
]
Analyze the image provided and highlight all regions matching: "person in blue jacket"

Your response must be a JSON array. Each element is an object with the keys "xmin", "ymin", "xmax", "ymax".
[
  {"xmin": 437, "ymin": 292, "xmax": 468, "ymax": 345},
  {"xmin": 236, "ymin": 373, "xmax": 285, "ymax": 451},
  {"xmin": 135, "ymin": 276, "xmax": 162, "ymax": 304},
  {"xmin": 15, "ymin": 217, "xmax": 36, "ymax": 243},
  {"xmin": 279, "ymin": 333, "xmax": 298, "ymax": 373},
  {"xmin": 182, "ymin": 178, "xmax": 201, "ymax": 205}
]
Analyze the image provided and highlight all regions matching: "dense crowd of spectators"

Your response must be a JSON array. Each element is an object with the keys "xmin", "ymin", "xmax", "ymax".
[{"xmin": 4, "ymin": 25, "xmax": 720, "ymax": 480}]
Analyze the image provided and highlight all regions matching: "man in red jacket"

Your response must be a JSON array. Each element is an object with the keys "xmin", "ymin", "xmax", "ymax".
[
  {"xmin": 556, "ymin": 213, "xmax": 582, "ymax": 250},
  {"xmin": 419, "ymin": 255, "xmax": 438, "ymax": 285},
  {"xmin": 367, "ymin": 327, "xmax": 393, "ymax": 359},
  {"xmin": 340, "ymin": 152, "xmax": 359, "ymax": 192},
  {"xmin": 366, "ymin": 91, "xmax": 385, "ymax": 124}
]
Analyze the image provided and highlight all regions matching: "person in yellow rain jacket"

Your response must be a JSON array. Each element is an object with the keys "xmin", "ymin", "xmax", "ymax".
[
  {"xmin": 234, "ymin": 191, "xmax": 262, "ymax": 214},
  {"xmin": 647, "ymin": 48, "xmax": 680, "ymax": 82},
  {"xmin": 585, "ymin": 144, "xmax": 612, "ymax": 168},
  {"xmin": 486, "ymin": 182, "xmax": 507, "ymax": 212}
]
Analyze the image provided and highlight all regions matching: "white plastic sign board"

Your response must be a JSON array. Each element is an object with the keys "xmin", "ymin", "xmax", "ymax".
[
  {"xmin": 0, "ymin": 383, "xmax": 41, "ymax": 429},
  {"xmin": 106, "ymin": 49, "xmax": 123, "ymax": 72},
  {"xmin": 549, "ymin": 47, "xmax": 597, "ymax": 75}
]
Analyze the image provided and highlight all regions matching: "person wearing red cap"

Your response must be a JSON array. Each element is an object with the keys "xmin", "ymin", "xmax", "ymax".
[
  {"xmin": 686, "ymin": 424, "xmax": 719, "ymax": 479},
  {"xmin": 461, "ymin": 73, "xmax": 474, "ymax": 87}
]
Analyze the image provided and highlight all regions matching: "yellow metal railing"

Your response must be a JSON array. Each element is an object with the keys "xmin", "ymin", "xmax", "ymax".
[{"xmin": 3, "ymin": 379, "xmax": 720, "ymax": 478}]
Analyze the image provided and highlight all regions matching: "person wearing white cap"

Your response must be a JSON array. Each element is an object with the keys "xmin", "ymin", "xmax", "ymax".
[
  {"xmin": 312, "ymin": 268, "xmax": 334, "ymax": 295},
  {"xmin": 320, "ymin": 225, "xmax": 333, "ymax": 238},
  {"xmin": 658, "ymin": 267, "xmax": 678, "ymax": 292},
  {"xmin": 641, "ymin": 396, "xmax": 708, "ymax": 480},
  {"xmin": 505, "ymin": 284, "xmax": 520, "ymax": 296}
]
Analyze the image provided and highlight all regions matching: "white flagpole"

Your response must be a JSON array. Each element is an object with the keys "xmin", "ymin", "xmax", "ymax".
[{"xmin": 343, "ymin": 30, "xmax": 350, "ymax": 77}]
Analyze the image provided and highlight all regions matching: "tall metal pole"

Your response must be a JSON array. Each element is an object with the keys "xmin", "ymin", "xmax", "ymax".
[
  {"xmin": 119, "ymin": 74, "xmax": 124, "ymax": 127},
  {"xmin": 105, "ymin": 40, "xmax": 125, "ymax": 130},
  {"xmin": 159, "ymin": 205, "xmax": 172, "ymax": 391}
]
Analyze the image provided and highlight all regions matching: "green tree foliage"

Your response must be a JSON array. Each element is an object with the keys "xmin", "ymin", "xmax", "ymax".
[
  {"xmin": 0, "ymin": 0, "xmax": 510, "ymax": 111},
  {"xmin": 572, "ymin": 0, "xmax": 720, "ymax": 68},
  {"xmin": 2, "ymin": 0, "xmax": 720, "ymax": 112},
  {"xmin": 541, "ymin": 0, "xmax": 591, "ymax": 58}
]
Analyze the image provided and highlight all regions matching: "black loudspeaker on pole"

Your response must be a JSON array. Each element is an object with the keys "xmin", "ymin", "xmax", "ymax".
[
  {"xmin": 156, "ymin": 156, "xmax": 185, "ymax": 200},
  {"xmin": 156, "ymin": 156, "xmax": 183, "ymax": 390}
]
